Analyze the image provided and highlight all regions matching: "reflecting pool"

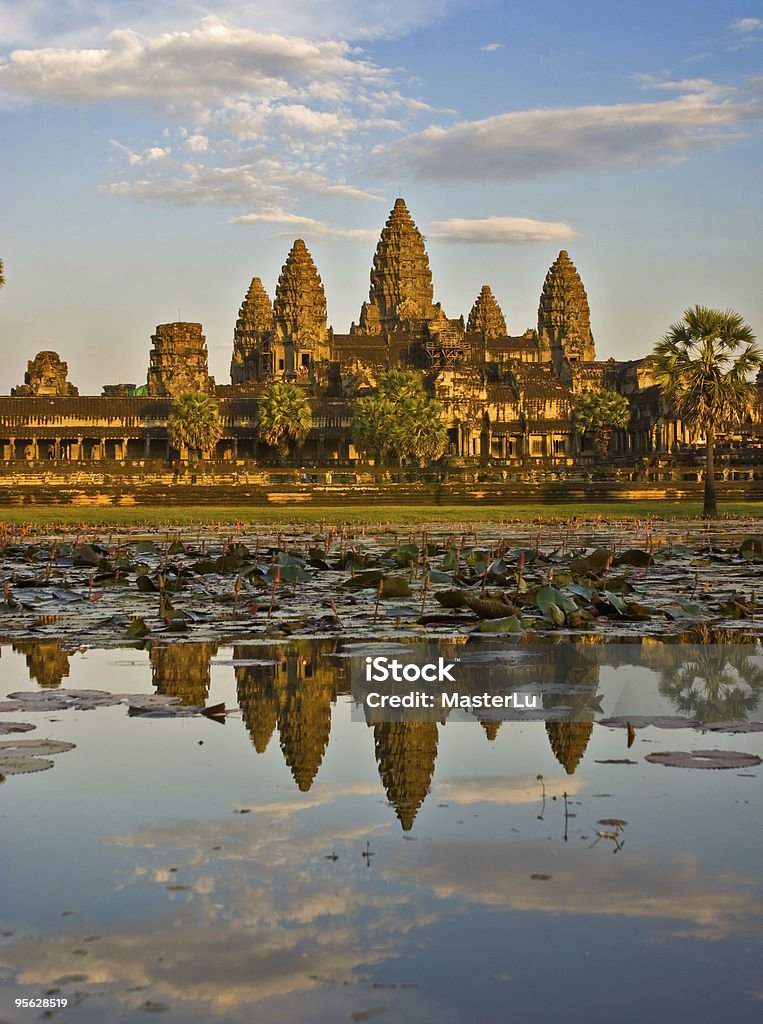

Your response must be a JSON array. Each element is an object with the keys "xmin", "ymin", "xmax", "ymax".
[{"xmin": 1, "ymin": 641, "xmax": 762, "ymax": 1023}]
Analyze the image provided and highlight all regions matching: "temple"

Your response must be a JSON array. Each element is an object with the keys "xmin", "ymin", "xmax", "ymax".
[{"xmin": 1, "ymin": 198, "xmax": 762, "ymax": 471}]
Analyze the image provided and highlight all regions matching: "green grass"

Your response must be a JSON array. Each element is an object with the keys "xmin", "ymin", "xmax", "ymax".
[{"xmin": 0, "ymin": 501, "xmax": 761, "ymax": 529}]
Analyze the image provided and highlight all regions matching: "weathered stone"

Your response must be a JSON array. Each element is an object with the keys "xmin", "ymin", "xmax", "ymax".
[
  {"xmin": 231, "ymin": 277, "xmax": 275, "ymax": 384},
  {"xmin": 274, "ymin": 240, "xmax": 328, "ymax": 345},
  {"xmin": 13, "ymin": 351, "xmax": 79, "ymax": 397},
  {"xmin": 147, "ymin": 323, "xmax": 215, "ymax": 397},
  {"xmin": 467, "ymin": 285, "xmax": 507, "ymax": 338},
  {"xmin": 538, "ymin": 251, "xmax": 595, "ymax": 368},
  {"xmin": 366, "ymin": 198, "xmax": 438, "ymax": 334}
]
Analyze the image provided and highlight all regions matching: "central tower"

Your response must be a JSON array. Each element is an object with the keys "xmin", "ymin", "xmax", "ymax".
[{"xmin": 359, "ymin": 198, "xmax": 438, "ymax": 335}]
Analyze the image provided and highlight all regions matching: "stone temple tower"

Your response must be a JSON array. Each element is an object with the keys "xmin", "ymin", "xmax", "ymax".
[
  {"xmin": 467, "ymin": 285, "xmax": 507, "ymax": 339},
  {"xmin": 359, "ymin": 198, "xmax": 439, "ymax": 335},
  {"xmin": 538, "ymin": 250, "xmax": 595, "ymax": 372},
  {"xmin": 272, "ymin": 239, "xmax": 330, "ymax": 375},
  {"xmin": 230, "ymin": 277, "xmax": 275, "ymax": 384}
]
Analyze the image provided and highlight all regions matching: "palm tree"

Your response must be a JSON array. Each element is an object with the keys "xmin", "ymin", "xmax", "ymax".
[
  {"xmin": 571, "ymin": 390, "xmax": 630, "ymax": 456},
  {"xmin": 394, "ymin": 395, "xmax": 448, "ymax": 464},
  {"xmin": 256, "ymin": 381, "xmax": 312, "ymax": 460},
  {"xmin": 653, "ymin": 306, "xmax": 761, "ymax": 518},
  {"xmin": 376, "ymin": 369, "xmax": 424, "ymax": 402},
  {"xmin": 352, "ymin": 395, "xmax": 395, "ymax": 461},
  {"xmin": 167, "ymin": 391, "xmax": 223, "ymax": 464},
  {"xmin": 351, "ymin": 372, "xmax": 446, "ymax": 465}
]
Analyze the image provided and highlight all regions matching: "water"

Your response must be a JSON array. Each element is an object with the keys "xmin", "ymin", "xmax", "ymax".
[{"xmin": 1, "ymin": 641, "xmax": 762, "ymax": 1023}]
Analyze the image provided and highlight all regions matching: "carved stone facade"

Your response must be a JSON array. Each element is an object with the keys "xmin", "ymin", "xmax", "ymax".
[
  {"xmin": 538, "ymin": 250, "xmax": 596, "ymax": 372},
  {"xmin": 147, "ymin": 323, "xmax": 215, "ymax": 397},
  {"xmin": 3, "ymin": 198, "xmax": 762, "ymax": 464},
  {"xmin": 467, "ymin": 285, "xmax": 507, "ymax": 339},
  {"xmin": 230, "ymin": 277, "xmax": 275, "ymax": 385},
  {"xmin": 361, "ymin": 197, "xmax": 438, "ymax": 334},
  {"xmin": 12, "ymin": 351, "xmax": 79, "ymax": 397}
]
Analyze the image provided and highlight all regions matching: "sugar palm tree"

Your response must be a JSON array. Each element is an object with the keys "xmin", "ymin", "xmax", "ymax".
[
  {"xmin": 167, "ymin": 391, "xmax": 223, "ymax": 463},
  {"xmin": 376, "ymin": 369, "xmax": 424, "ymax": 402},
  {"xmin": 653, "ymin": 306, "xmax": 761, "ymax": 518},
  {"xmin": 351, "ymin": 373, "xmax": 446, "ymax": 465},
  {"xmin": 571, "ymin": 390, "xmax": 630, "ymax": 456},
  {"xmin": 393, "ymin": 394, "xmax": 448, "ymax": 464},
  {"xmin": 256, "ymin": 381, "xmax": 312, "ymax": 460},
  {"xmin": 352, "ymin": 395, "xmax": 395, "ymax": 461}
]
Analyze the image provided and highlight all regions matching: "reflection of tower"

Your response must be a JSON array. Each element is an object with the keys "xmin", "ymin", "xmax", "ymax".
[
  {"xmin": 275, "ymin": 643, "xmax": 338, "ymax": 791},
  {"xmin": 13, "ymin": 642, "xmax": 70, "ymax": 688},
  {"xmin": 545, "ymin": 721, "xmax": 593, "ymax": 775},
  {"xmin": 538, "ymin": 642, "xmax": 600, "ymax": 774},
  {"xmin": 373, "ymin": 722, "xmax": 439, "ymax": 831},
  {"xmin": 480, "ymin": 719, "xmax": 501, "ymax": 742},
  {"xmin": 235, "ymin": 652, "xmax": 279, "ymax": 754},
  {"xmin": 150, "ymin": 642, "xmax": 218, "ymax": 706}
]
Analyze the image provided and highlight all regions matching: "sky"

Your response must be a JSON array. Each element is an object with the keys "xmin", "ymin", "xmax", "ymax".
[{"xmin": 1, "ymin": 0, "xmax": 761, "ymax": 394}]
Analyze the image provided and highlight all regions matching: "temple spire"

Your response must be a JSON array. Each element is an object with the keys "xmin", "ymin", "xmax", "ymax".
[
  {"xmin": 538, "ymin": 250, "xmax": 595, "ymax": 369},
  {"xmin": 273, "ymin": 239, "xmax": 328, "ymax": 345},
  {"xmin": 467, "ymin": 285, "xmax": 507, "ymax": 338},
  {"xmin": 364, "ymin": 199, "xmax": 437, "ymax": 334}
]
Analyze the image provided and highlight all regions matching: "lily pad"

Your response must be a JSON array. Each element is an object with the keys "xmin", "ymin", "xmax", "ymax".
[
  {"xmin": 645, "ymin": 749, "xmax": 762, "ymax": 769},
  {"xmin": 478, "ymin": 615, "xmax": 523, "ymax": 634}
]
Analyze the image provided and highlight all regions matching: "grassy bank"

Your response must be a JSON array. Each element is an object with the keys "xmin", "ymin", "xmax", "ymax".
[{"xmin": 0, "ymin": 501, "xmax": 761, "ymax": 529}]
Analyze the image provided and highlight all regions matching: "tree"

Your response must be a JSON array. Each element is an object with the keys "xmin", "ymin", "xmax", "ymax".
[
  {"xmin": 352, "ymin": 371, "xmax": 447, "ymax": 465},
  {"xmin": 571, "ymin": 389, "xmax": 630, "ymax": 455},
  {"xmin": 167, "ymin": 391, "xmax": 223, "ymax": 464},
  {"xmin": 352, "ymin": 395, "xmax": 395, "ymax": 461},
  {"xmin": 393, "ymin": 394, "xmax": 448, "ymax": 463},
  {"xmin": 256, "ymin": 381, "xmax": 312, "ymax": 459},
  {"xmin": 653, "ymin": 306, "xmax": 761, "ymax": 518},
  {"xmin": 376, "ymin": 369, "xmax": 424, "ymax": 403}
]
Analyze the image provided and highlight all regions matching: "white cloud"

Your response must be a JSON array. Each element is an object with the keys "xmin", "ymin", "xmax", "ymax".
[
  {"xmin": 0, "ymin": 18, "xmax": 388, "ymax": 105},
  {"xmin": 385, "ymin": 83, "xmax": 763, "ymax": 181},
  {"xmin": 230, "ymin": 210, "xmax": 377, "ymax": 240},
  {"xmin": 0, "ymin": 16, "xmax": 419, "ymax": 215},
  {"xmin": 0, "ymin": 1, "xmax": 466, "ymax": 48},
  {"xmin": 103, "ymin": 161, "xmax": 289, "ymax": 208},
  {"xmin": 730, "ymin": 17, "xmax": 762, "ymax": 34},
  {"xmin": 277, "ymin": 103, "xmax": 358, "ymax": 135},
  {"xmin": 429, "ymin": 215, "xmax": 578, "ymax": 244},
  {"xmin": 481, "ymin": 42, "xmax": 503, "ymax": 52}
]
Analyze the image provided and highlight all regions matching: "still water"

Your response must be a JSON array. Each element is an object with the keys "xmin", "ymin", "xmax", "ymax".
[{"xmin": 1, "ymin": 640, "xmax": 762, "ymax": 1023}]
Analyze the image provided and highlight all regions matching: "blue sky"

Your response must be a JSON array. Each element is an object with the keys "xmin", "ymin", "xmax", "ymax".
[{"xmin": 1, "ymin": 0, "xmax": 761, "ymax": 393}]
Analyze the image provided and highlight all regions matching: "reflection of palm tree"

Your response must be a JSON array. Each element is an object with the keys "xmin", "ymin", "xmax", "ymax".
[
  {"xmin": 373, "ymin": 722, "xmax": 439, "ymax": 831},
  {"xmin": 655, "ymin": 645, "xmax": 763, "ymax": 722}
]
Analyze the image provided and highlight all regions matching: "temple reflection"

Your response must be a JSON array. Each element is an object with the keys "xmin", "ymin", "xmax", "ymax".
[
  {"xmin": 12, "ymin": 640, "xmax": 71, "ymax": 688},
  {"xmin": 235, "ymin": 641, "xmax": 344, "ymax": 792},
  {"xmin": 150, "ymin": 641, "xmax": 219, "ymax": 706},
  {"xmin": 10, "ymin": 638, "xmax": 762, "ymax": 831},
  {"xmin": 373, "ymin": 721, "xmax": 439, "ymax": 831}
]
